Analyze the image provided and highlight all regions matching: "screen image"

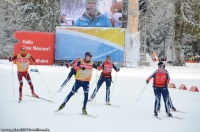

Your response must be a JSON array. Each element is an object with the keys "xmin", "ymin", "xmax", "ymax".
[{"xmin": 60, "ymin": 0, "xmax": 123, "ymax": 27}]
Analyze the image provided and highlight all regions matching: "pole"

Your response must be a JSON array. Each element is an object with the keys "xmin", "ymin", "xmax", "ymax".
[
  {"xmin": 30, "ymin": 58, "xmax": 52, "ymax": 96},
  {"xmin": 143, "ymin": 0, "xmax": 148, "ymax": 61},
  {"xmin": 10, "ymin": 54, "xmax": 15, "ymax": 97},
  {"xmin": 164, "ymin": 25, "xmax": 166, "ymax": 61},
  {"xmin": 136, "ymin": 83, "xmax": 148, "ymax": 102}
]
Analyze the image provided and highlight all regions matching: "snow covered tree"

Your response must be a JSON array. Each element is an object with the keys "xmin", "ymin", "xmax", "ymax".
[
  {"xmin": 0, "ymin": 0, "xmax": 60, "ymax": 57},
  {"xmin": 139, "ymin": 0, "xmax": 200, "ymax": 65}
]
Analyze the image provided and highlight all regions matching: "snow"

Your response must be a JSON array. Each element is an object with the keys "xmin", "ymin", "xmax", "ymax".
[{"xmin": 0, "ymin": 60, "xmax": 200, "ymax": 132}]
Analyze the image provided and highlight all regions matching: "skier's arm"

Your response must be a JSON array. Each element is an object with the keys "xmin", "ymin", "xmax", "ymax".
[
  {"xmin": 73, "ymin": 60, "xmax": 81, "ymax": 70},
  {"xmin": 93, "ymin": 63, "xmax": 101, "ymax": 70},
  {"xmin": 113, "ymin": 64, "xmax": 120, "ymax": 72},
  {"xmin": 70, "ymin": 61, "xmax": 74, "ymax": 66},
  {"xmin": 165, "ymin": 70, "xmax": 170, "ymax": 84},
  {"xmin": 29, "ymin": 56, "xmax": 35, "ymax": 62},
  {"xmin": 9, "ymin": 55, "xmax": 17, "ymax": 62},
  {"xmin": 146, "ymin": 71, "xmax": 156, "ymax": 83}
]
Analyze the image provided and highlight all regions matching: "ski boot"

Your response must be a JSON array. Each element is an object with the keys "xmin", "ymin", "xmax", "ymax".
[
  {"xmin": 154, "ymin": 112, "xmax": 158, "ymax": 116},
  {"xmin": 19, "ymin": 93, "xmax": 22, "ymax": 101},
  {"xmin": 58, "ymin": 102, "xmax": 66, "ymax": 111},
  {"xmin": 106, "ymin": 102, "xmax": 111, "ymax": 105},
  {"xmin": 82, "ymin": 107, "xmax": 87, "ymax": 115},
  {"xmin": 167, "ymin": 113, "xmax": 173, "ymax": 117},
  {"xmin": 88, "ymin": 98, "xmax": 93, "ymax": 102},
  {"xmin": 32, "ymin": 92, "xmax": 38, "ymax": 98},
  {"xmin": 171, "ymin": 106, "xmax": 176, "ymax": 111}
]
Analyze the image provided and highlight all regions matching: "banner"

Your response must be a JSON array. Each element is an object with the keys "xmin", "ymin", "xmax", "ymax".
[
  {"xmin": 14, "ymin": 31, "xmax": 55, "ymax": 65},
  {"xmin": 60, "ymin": 0, "xmax": 122, "ymax": 27},
  {"xmin": 55, "ymin": 27, "xmax": 124, "ymax": 62}
]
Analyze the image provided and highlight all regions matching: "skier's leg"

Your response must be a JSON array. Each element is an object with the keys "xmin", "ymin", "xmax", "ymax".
[
  {"xmin": 17, "ymin": 72, "xmax": 23, "ymax": 100},
  {"xmin": 105, "ymin": 78, "xmax": 112, "ymax": 103},
  {"xmin": 63, "ymin": 80, "xmax": 80, "ymax": 103},
  {"xmin": 153, "ymin": 87, "xmax": 161, "ymax": 114},
  {"xmin": 162, "ymin": 87, "xmax": 172, "ymax": 116},
  {"xmin": 81, "ymin": 81, "xmax": 90, "ymax": 114},
  {"xmin": 83, "ymin": 82, "xmax": 90, "ymax": 108},
  {"xmin": 60, "ymin": 69, "xmax": 74, "ymax": 88},
  {"xmin": 90, "ymin": 77, "xmax": 104, "ymax": 100},
  {"xmin": 25, "ymin": 72, "xmax": 37, "ymax": 97}
]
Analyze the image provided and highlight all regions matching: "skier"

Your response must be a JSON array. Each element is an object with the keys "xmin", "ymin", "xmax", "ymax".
[
  {"xmin": 57, "ymin": 52, "xmax": 101, "ymax": 114},
  {"xmin": 88, "ymin": 55, "xmax": 120, "ymax": 105},
  {"xmin": 59, "ymin": 56, "xmax": 80, "ymax": 91},
  {"xmin": 146, "ymin": 61, "xmax": 176, "ymax": 117},
  {"xmin": 9, "ymin": 47, "xmax": 38, "ymax": 101}
]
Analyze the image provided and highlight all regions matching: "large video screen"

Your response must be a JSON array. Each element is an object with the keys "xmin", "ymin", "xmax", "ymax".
[{"xmin": 60, "ymin": 0, "xmax": 123, "ymax": 27}]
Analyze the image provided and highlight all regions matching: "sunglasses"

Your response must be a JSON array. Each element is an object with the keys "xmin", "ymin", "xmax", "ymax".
[
  {"xmin": 85, "ymin": 55, "xmax": 92, "ymax": 57},
  {"xmin": 159, "ymin": 64, "xmax": 165, "ymax": 68},
  {"xmin": 20, "ymin": 48, "xmax": 26, "ymax": 51}
]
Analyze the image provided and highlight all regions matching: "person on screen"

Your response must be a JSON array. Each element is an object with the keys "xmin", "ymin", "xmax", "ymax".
[{"xmin": 75, "ymin": 0, "xmax": 112, "ymax": 27}]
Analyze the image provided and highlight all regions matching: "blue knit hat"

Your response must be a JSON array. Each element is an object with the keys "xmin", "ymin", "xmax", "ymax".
[{"xmin": 85, "ymin": 52, "xmax": 92, "ymax": 57}]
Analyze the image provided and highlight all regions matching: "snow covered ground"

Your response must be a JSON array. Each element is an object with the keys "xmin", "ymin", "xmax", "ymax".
[{"xmin": 0, "ymin": 60, "xmax": 200, "ymax": 132}]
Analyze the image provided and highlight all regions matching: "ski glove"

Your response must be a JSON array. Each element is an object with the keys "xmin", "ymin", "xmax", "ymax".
[
  {"xmin": 81, "ymin": 66, "xmax": 86, "ymax": 70},
  {"xmin": 146, "ymin": 80, "xmax": 149, "ymax": 84},
  {"xmin": 66, "ymin": 63, "xmax": 70, "ymax": 68},
  {"xmin": 96, "ymin": 62, "xmax": 100, "ymax": 66},
  {"xmin": 9, "ymin": 57, "xmax": 12, "ymax": 62},
  {"xmin": 116, "ymin": 68, "xmax": 120, "ymax": 72}
]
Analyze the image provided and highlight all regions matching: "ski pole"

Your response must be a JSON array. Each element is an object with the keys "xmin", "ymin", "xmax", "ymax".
[
  {"xmin": 91, "ymin": 71, "xmax": 100, "ymax": 88},
  {"xmin": 51, "ymin": 75, "xmax": 75, "ymax": 99},
  {"xmin": 136, "ymin": 83, "xmax": 148, "ymax": 102},
  {"xmin": 30, "ymin": 58, "xmax": 52, "ymax": 96},
  {"xmin": 50, "ymin": 91, "xmax": 59, "ymax": 99},
  {"xmin": 59, "ymin": 75, "xmax": 75, "ymax": 92},
  {"xmin": 10, "ymin": 54, "xmax": 15, "ymax": 97},
  {"xmin": 110, "ymin": 72, "xmax": 118, "ymax": 102},
  {"xmin": 94, "ymin": 69, "xmax": 99, "ymax": 107}
]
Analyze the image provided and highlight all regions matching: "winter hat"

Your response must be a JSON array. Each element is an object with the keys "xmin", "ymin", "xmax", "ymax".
[
  {"xmin": 85, "ymin": 0, "xmax": 97, "ymax": 3},
  {"xmin": 85, "ymin": 52, "xmax": 92, "ymax": 57},
  {"xmin": 106, "ymin": 55, "xmax": 111, "ymax": 58}
]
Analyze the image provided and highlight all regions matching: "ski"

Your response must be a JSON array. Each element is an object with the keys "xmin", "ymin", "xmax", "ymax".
[
  {"xmin": 164, "ymin": 115, "xmax": 183, "ymax": 120},
  {"xmin": 77, "ymin": 113, "xmax": 97, "ymax": 118},
  {"xmin": 153, "ymin": 115, "xmax": 161, "ymax": 120},
  {"xmin": 169, "ymin": 116, "xmax": 183, "ymax": 120},
  {"xmin": 102, "ymin": 103, "xmax": 120, "ymax": 107},
  {"xmin": 25, "ymin": 94, "xmax": 53, "ymax": 102},
  {"xmin": 171, "ymin": 110, "xmax": 186, "ymax": 113}
]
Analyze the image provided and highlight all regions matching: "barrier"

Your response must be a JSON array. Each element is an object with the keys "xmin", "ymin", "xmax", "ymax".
[
  {"xmin": 189, "ymin": 86, "xmax": 199, "ymax": 92},
  {"xmin": 168, "ymin": 83, "xmax": 176, "ymax": 88},
  {"xmin": 179, "ymin": 84, "xmax": 187, "ymax": 90}
]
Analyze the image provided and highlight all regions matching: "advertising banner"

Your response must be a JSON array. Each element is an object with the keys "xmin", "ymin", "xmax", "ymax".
[
  {"xmin": 14, "ymin": 31, "xmax": 55, "ymax": 65},
  {"xmin": 55, "ymin": 27, "xmax": 124, "ymax": 62}
]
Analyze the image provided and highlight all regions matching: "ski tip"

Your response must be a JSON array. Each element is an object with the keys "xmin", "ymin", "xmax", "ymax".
[
  {"xmin": 153, "ymin": 115, "xmax": 161, "ymax": 120},
  {"xmin": 54, "ymin": 110, "xmax": 59, "ymax": 113},
  {"xmin": 78, "ymin": 113, "xmax": 97, "ymax": 118}
]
